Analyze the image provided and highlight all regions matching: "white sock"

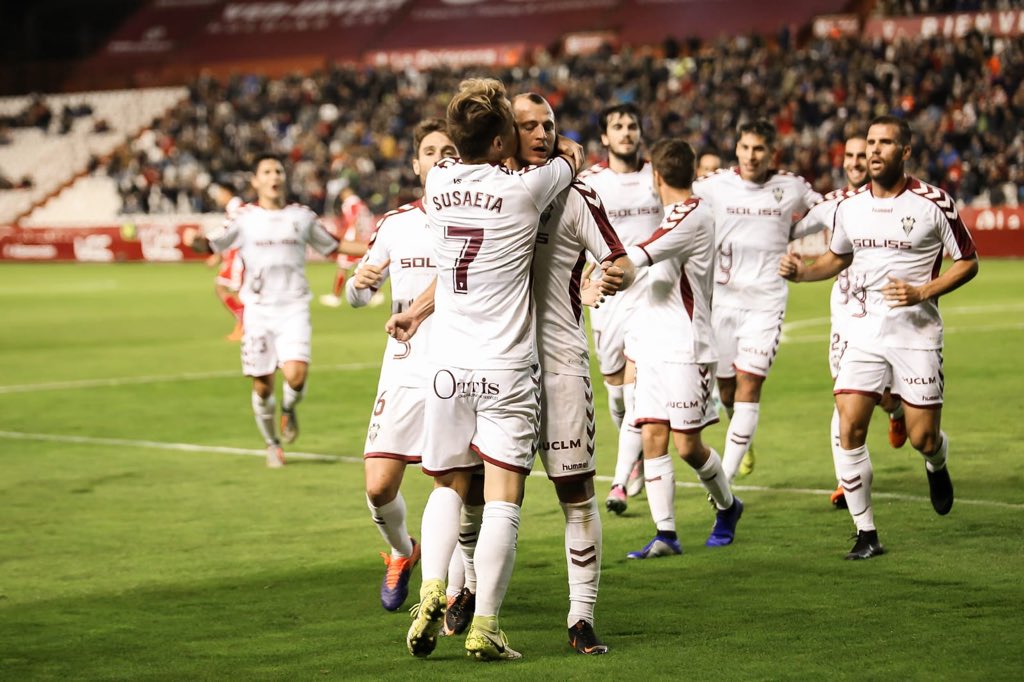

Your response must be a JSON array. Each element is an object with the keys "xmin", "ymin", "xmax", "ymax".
[
  {"xmin": 446, "ymin": 547, "xmax": 466, "ymax": 598},
  {"xmin": 561, "ymin": 497, "xmax": 601, "ymax": 628},
  {"xmin": 643, "ymin": 454, "xmax": 676, "ymax": 533},
  {"xmin": 611, "ymin": 383, "xmax": 642, "ymax": 487},
  {"xmin": 282, "ymin": 382, "xmax": 305, "ymax": 412},
  {"xmin": 695, "ymin": 448, "xmax": 734, "ymax": 511},
  {"xmin": 460, "ymin": 503, "xmax": 483, "ymax": 593},
  {"xmin": 722, "ymin": 401, "xmax": 760, "ymax": 480},
  {"xmin": 251, "ymin": 391, "xmax": 277, "ymax": 445},
  {"xmin": 923, "ymin": 431, "xmax": 949, "ymax": 473},
  {"xmin": 419, "ymin": 487, "xmax": 463, "ymax": 583},
  {"xmin": 830, "ymin": 407, "xmax": 842, "ymax": 485},
  {"xmin": 473, "ymin": 501, "xmax": 520, "ymax": 618},
  {"xmin": 836, "ymin": 444, "xmax": 874, "ymax": 532},
  {"xmin": 366, "ymin": 493, "xmax": 413, "ymax": 557},
  {"xmin": 604, "ymin": 381, "xmax": 625, "ymax": 429}
]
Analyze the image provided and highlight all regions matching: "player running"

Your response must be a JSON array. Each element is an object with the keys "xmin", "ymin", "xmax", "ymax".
[
  {"xmin": 185, "ymin": 154, "xmax": 341, "ymax": 468},
  {"xmin": 620, "ymin": 138, "xmax": 743, "ymax": 559},
  {"xmin": 578, "ymin": 103, "xmax": 664, "ymax": 514},
  {"xmin": 780, "ymin": 116, "xmax": 978, "ymax": 559},
  {"xmin": 790, "ymin": 136, "xmax": 908, "ymax": 509},
  {"xmin": 693, "ymin": 119, "xmax": 823, "ymax": 481}
]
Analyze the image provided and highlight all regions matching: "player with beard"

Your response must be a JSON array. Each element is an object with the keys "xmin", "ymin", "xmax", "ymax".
[
  {"xmin": 780, "ymin": 116, "xmax": 978, "ymax": 559},
  {"xmin": 578, "ymin": 103, "xmax": 664, "ymax": 515},
  {"xmin": 791, "ymin": 136, "xmax": 908, "ymax": 509},
  {"xmin": 693, "ymin": 119, "xmax": 823, "ymax": 483},
  {"xmin": 510, "ymin": 93, "xmax": 632, "ymax": 653}
]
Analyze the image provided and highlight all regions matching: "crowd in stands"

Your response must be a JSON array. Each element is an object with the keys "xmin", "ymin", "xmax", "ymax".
[
  {"xmin": 104, "ymin": 28, "xmax": 1024, "ymax": 216},
  {"xmin": 874, "ymin": 0, "xmax": 1015, "ymax": 16}
]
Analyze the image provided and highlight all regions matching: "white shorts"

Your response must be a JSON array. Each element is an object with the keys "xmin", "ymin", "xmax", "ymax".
[
  {"xmin": 713, "ymin": 305, "xmax": 784, "ymax": 379},
  {"xmin": 828, "ymin": 315, "xmax": 849, "ymax": 380},
  {"xmin": 633, "ymin": 359, "xmax": 719, "ymax": 433},
  {"xmin": 241, "ymin": 304, "xmax": 311, "ymax": 377},
  {"xmin": 422, "ymin": 365, "xmax": 541, "ymax": 476},
  {"xmin": 363, "ymin": 385, "xmax": 425, "ymax": 463},
  {"xmin": 590, "ymin": 297, "xmax": 635, "ymax": 376},
  {"xmin": 537, "ymin": 373, "xmax": 596, "ymax": 481},
  {"xmin": 834, "ymin": 345, "xmax": 943, "ymax": 408}
]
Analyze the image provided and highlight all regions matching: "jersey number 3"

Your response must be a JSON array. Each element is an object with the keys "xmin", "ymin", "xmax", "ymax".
[{"xmin": 445, "ymin": 226, "xmax": 484, "ymax": 294}]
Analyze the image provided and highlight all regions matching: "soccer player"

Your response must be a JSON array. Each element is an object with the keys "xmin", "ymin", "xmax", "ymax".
[
  {"xmin": 780, "ymin": 116, "xmax": 978, "ymax": 559},
  {"xmin": 185, "ymin": 154, "xmax": 341, "ymax": 467},
  {"xmin": 511, "ymin": 93, "xmax": 632, "ymax": 653},
  {"xmin": 578, "ymin": 103, "xmax": 664, "ymax": 514},
  {"xmin": 697, "ymin": 149, "xmax": 723, "ymax": 178},
  {"xmin": 396, "ymin": 78, "xmax": 585, "ymax": 661},
  {"xmin": 208, "ymin": 184, "xmax": 246, "ymax": 341},
  {"xmin": 790, "ymin": 136, "xmax": 908, "ymax": 509},
  {"xmin": 620, "ymin": 138, "xmax": 743, "ymax": 559},
  {"xmin": 345, "ymin": 119, "xmax": 457, "ymax": 612},
  {"xmin": 693, "ymin": 119, "xmax": 823, "ymax": 481},
  {"xmin": 320, "ymin": 185, "xmax": 373, "ymax": 308}
]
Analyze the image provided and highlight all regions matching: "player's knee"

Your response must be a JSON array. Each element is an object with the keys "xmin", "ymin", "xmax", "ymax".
[
  {"xmin": 553, "ymin": 478, "xmax": 591, "ymax": 504},
  {"xmin": 910, "ymin": 428, "xmax": 940, "ymax": 455}
]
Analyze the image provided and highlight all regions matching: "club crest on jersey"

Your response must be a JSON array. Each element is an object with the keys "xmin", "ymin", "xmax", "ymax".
[
  {"xmin": 293, "ymin": 221, "xmax": 301, "ymax": 234},
  {"xmin": 901, "ymin": 215, "xmax": 916, "ymax": 236},
  {"xmin": 772, "ymin": 187, "xmax": 784, "ymax": 203}
]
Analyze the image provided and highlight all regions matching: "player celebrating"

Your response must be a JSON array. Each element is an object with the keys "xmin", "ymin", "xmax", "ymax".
[
  {"xmin": 396, "ymin": 78, "xmax": 585, "ymax": 661},
  {"xmin": 780, "ymin": 116, "xmax": 978, "ymax": 559},
  {"xmin": 512, "ymin": 93, "xmax": 632, "ymax": 653},
  {"xmin": 790, "ymin": 136, "xmax": 908, "ymax": 509},
  {"xmin": 208, "ymin": 184, "xmax": 246, "ymax": 341},
  {"xmin": 185, "ymin": 154, "xmax": 341, "ymax": 467},
  {"xmin": 693, "ymin": 119, "xmax": 823, "ymax": 481},
  {"xmin": 620, "ymin": 138, "xmax": 743, "ymax": 559},
  {"xmin": 346, "ymin": 119, "xmax": 457, "ymax": 612},
  {"xmin": 579, "ymin": 103, "xmax": 664, "ymax": 514},
  {"xmin": 696, "ymin": 149, "xmax": 723, "ymax": 178}
]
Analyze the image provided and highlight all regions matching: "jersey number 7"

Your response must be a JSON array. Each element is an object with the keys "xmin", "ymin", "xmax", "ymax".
[{"xmin": 445, "ymin": 226, "xmax": 484, "ymax": 294}]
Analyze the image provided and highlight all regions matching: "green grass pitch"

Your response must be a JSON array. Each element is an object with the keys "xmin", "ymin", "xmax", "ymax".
[{"xmin": 1, "ymin": 261, "xmax": 1022, "ymax": 680}]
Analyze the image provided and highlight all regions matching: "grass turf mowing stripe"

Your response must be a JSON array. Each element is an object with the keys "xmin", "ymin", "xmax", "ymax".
[{"xmin": 4, "ymin": 429, "xmax": 1022, "ymax": 511}]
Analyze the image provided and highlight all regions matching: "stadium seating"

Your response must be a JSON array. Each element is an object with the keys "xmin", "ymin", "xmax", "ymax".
[{"xmin": 0, "ymin": 87, "xmax": 187, "ymax": 224}]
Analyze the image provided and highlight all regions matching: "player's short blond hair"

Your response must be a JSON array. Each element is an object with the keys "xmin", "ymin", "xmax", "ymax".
[{"xmin": 446, "ymin": 78, "xmax": 513, "ymax": 160}]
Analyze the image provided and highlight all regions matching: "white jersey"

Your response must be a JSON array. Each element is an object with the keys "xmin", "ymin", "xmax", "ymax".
[
  {"xmin": 424, "ymin": 156, "xmax": 574, "ymax": 369},
  {"xmin": 830, "ymin": 176, "xmax": 977, "ymax": 350},
  {"xmin": 346, "ymin": 199, "xmax": 436, "ymax": 387},
  {"xmin": 208, "ymin": 203, "xmax": 339, "ymax": 306},
  {"xmin": 694, "ymin": 167, "xmax": 822, "ymax": 311},
  {"xmin": 534, "ymin": 180, "xmax": 627, "ymax": 377},
  {"xmin": 793, "ymin": 187, "xmax": 860, "ymax": 316},
  {"xmin": 627, "ymin": 198, "xmax": 717, "ymax": 364},
  {"xmin": 578, "ymin": 160, "xmax": 663, "ymax": 328}
]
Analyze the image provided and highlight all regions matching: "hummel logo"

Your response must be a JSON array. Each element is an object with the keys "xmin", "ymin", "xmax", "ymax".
[{"xmin": 901, "ymin": 215, "xmax": 916, "ymax": 236}]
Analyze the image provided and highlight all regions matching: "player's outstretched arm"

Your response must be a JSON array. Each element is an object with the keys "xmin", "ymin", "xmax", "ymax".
[
  {"xmin": 182, "ymin": 227, "xmax": 213, "ymax": 255},
  {"xmin": 779, "ymin": 250, "xmax": 851, "ymax": 283},
  {"xmin": 385, "ymin": 278, "xmax": 436, "ymax": 342},
  {"xmin": 882, "ymin": 255, "xmax": 979, "ymax": 307}
]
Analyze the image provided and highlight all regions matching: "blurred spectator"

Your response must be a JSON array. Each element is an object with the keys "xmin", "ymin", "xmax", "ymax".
[{"xmin": 105, "ymin": 29, "xmax": 1024, "ymax": 213}]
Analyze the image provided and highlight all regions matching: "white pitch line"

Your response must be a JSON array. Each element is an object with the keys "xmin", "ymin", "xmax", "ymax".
[
  {"xmin": 783, "ymin": 321, "xmax": 1024, "ymax": 345},
  {"xmin": 2, "ymin": 430, "xmax": 1021, "ymax": 511},
  {"xmin": 781, "ymin": 302, "xmax": 1024, "ymax": 332},
  {"xmin": 0, "ymin": 362, "xmax": 378, "ymax": 395}
]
